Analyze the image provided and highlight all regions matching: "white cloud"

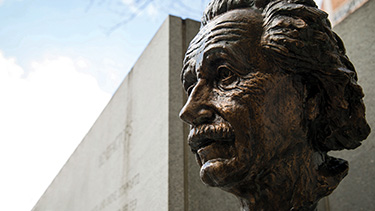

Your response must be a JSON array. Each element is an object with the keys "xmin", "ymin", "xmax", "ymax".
[
  {"xmin": 0, "ymin": 51, "xmax": 23, "ymax": 78},
  {"xmin": 0, "ymin": 52, "xmax": 111, "ymax": 210},
  {"xmin": 76, "ymin": 58, "xmax": 89, "ymax": 69}
]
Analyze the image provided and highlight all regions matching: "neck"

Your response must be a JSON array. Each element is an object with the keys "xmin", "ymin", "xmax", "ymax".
[{"xmin": 228, "ymin": 146, "xmax": 328, "ymax": 211}]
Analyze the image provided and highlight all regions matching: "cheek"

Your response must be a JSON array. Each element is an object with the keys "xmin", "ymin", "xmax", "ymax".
[
  {"xmin": 213, "ymin": 90, "xmax": 257, "ymax": 142},
  {"xmin": 214, "ymin": 91, "xmax": 251, "ymax": 123}
]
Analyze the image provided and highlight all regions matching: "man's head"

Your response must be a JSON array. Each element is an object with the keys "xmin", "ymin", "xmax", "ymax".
[{"xmin": 179, "ymin": 0, "xmax": 370, "ymax": 206}]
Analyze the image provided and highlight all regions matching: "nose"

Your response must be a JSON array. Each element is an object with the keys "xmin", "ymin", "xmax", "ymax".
[
  {"xmin": 179, "ymin": 82, "xmax": 215, "ymax": 126},
  {"xmin": 179, "ymin": 105, "xmax": 215, "ymax": 126}
]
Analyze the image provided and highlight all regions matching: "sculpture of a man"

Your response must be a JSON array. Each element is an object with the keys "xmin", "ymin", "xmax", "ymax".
[{"xmin": 179, "ymin": 0, "xmax": 370, "ymax": 210}]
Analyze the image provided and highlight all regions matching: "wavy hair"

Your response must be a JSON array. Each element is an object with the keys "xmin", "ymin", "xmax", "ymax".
[{"xmin": 201, "ymin": 0, "xmax": 370, "ymax": 152}]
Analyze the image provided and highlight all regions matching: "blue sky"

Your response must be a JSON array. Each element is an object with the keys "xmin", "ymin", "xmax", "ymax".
[{"xmin": 0, "ymin": 0, "xmax": 324, "ymax": 210}]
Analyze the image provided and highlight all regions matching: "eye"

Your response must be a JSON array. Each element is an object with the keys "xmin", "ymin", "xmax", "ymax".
[
  {"xmin": 219, "ymin": 66, "xmax": 233, "ymax": 80},
  {"xmin": 217, "ymin": 65, "xmax": 238, "ymax": 89}
]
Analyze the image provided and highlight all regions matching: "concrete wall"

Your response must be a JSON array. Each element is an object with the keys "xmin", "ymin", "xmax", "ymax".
[{"xmin": 323, "ymin": 0, "xmax": 375, "ymax": 210}]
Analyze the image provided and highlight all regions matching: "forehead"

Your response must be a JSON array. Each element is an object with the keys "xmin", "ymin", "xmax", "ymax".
[{"xmin": 182, "ymin": 9, "xmax": 263, "ymax": 80}]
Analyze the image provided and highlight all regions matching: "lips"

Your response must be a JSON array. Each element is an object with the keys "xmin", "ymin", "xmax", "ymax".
[{"xmin": 188, "ymin": 122, "xmax": 235, "ymax": 152}]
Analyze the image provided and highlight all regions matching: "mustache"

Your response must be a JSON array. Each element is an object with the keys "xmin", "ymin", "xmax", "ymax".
[{"xmin": 188, "ymin": 122, "xmax": 235, "ymax": 151}]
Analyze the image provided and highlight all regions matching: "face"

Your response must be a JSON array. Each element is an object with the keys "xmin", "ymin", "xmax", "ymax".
[{"xmin": 179, "ymin": 9, "xmax": 307, "ymax": 189}]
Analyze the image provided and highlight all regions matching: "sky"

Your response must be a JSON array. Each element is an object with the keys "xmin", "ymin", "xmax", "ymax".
[{"xmin": 0, "ymin": 0, "xmax": 322, "ymax": 210}]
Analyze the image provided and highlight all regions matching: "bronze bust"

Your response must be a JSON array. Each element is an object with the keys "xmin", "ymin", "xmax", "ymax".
[{"xmin": 179, "ymin": 0, "xmax": 370, "ymax": 210}]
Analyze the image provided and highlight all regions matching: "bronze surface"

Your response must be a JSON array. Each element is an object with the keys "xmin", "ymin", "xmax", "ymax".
[{"xmin": 179, "ymin": 0, "xmax": 370, "ymax": 210}]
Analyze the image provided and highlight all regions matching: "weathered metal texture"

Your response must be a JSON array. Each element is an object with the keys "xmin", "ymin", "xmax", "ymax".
[{"xmin": 179, "ymin": 0, "xmax": 370, "ymax": 210}]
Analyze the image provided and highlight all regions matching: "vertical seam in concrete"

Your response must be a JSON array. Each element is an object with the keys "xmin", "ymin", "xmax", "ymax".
[
  {"xmin": 167, "ymin": 16, "xmax": 172, "ymax": 211},
  {"xmin": 181, "ymin": 19, "xmax": 189, "ymax": 211}
]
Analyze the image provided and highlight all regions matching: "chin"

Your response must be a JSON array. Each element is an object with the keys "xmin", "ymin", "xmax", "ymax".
[{"xmin": 199, "ymin": 156, "xmax": 249, "ymax": 188}]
